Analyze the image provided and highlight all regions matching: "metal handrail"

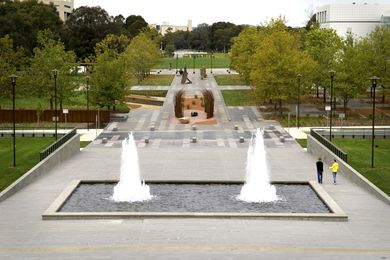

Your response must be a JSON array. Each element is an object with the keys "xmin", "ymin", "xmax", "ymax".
[
  {"xmin": 310, "ymin": 129, "xmax": 348, "ymax": 162},
  {"xmin": 39, "ymin": 128, "xmax": 77, "ymax": 161}
]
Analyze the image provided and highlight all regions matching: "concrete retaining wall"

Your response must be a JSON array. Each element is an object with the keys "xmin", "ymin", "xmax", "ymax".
[
  {"xmin": 0, "ymin": 134, "xmax": 80, "ymax": 203},
  {"xmin": 307, "ymin": 134, "xmax": 390, "ymax": 205}
]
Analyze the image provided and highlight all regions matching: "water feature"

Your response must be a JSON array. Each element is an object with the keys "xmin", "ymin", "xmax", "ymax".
[
  {"xmin": 48, "ymin": 129, "xmax": 343, "ymax": 219},
  {"xmin": 112, "ymin": 132, "xmax": 152, "ymax": 202},
  {"xmin": 60, "ymin": 182, "xmax": 329, "ymax": 213},
  {"xmin": 237, "ymin": 128, "xmax": 279, "ymax": 203}
]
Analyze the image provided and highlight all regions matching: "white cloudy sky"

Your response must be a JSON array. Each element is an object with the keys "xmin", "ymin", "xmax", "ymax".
[{"xmin": 74, "ymin": 0, "xmax": 390, "ymax": 27}]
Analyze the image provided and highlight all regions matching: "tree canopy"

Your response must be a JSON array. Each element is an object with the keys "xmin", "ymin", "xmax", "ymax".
[
  {"xmin": 90, "ymin": 50, "xmax": 127, "ymax": 110},
  {"xmin": 61, "ymin": 6, "xmax": 117, "ymax": 60},
  {"xmin": 305, "ymin": 25, "xmax": 343, "ymax": 101},
  {"xmin": 123, "ymin": 33, "xmax": 160, "ymax": 83},
  {"xmin": 0, "ymin": 35, "xmax": 27, "ymax": 97},
  {"xmin": 89, "ymin": 32, "xmax": 160, "ymax": 109},
  {"xmin": 161, "ymin": 22, "xmax": 244, "ymax": 53},
  {"xmin": 230, "ymin": 18, "xmax": 317, "ymax": 113},
  {"xmin": 124, "ymin": 15, "xmax": 148, "ymax": 39},
  {"xmin": 26, "ymin": 30, "xmax": 76, "ymax": 109},
  {"xmin": 0, "ymin": 0, "xmax": 63, "ymax": 56}
]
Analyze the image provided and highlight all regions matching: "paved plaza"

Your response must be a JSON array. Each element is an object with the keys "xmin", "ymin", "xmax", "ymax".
[{"xmin": 0, "ymin": 71, "xmax": 389, "ymax": 259}]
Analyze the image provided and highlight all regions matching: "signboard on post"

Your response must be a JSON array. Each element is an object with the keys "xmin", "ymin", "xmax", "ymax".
[
  {"xmin": 325, "ymin": 106, "xmax": 331, "ymax": 111},
  {"xmin": 339, "ymin": 113, "xmax": 345, "ymax": 119},
  {"xmin": 63, "ymin": 109, "xmax": 68, "ymax": 129}
]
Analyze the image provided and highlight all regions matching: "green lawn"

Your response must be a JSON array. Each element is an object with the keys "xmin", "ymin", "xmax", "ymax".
[
  {"xmin": 0, "ymin": 137, "xmax": 55, "ymax": 191},
  {"xmin": 221, "ymin": 90, "xmax": 256, "ymax": 106},
  {"xmin": 332, "ymin": 138, "xmax": 390, "ymax": 195},
  {"xmin": 130, "ymin": 74, "xmax": 174, "ymax": 86},
  {"xmin": 80, "ymin": 141, "xmax": 91, "ymax": 148},
  {"xmin": 128, "ymin": 90, "xmax": 168, "ymax": 97},
  {"xmin": 295, "ymin": 139, "xmax": 307, "ymax": 148},
  {"xmin": 214, "ymin": 75, "xmax": 248, "ymax": 86},
  {"xmin": 155, "ymin": 53, "xmax": 231, "ymax": 69}
]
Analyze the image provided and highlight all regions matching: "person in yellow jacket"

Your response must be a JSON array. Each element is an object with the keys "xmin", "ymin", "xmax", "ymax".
[{"xmin": 329, "ymin": 159, "xmax": 339, "ymax": 184}]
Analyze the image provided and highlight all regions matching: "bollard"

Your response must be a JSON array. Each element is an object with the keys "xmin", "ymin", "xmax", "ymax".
[
  {"xmin": 192, "ymin": 125, "xmax": 197, "ymax": 130},
  {"xmin": 279, "ymin": 136, "xmax": 285, "ymax": 143},
  {"xmin": 234, "ymin": 125, "xmax": 239, "ymax": 130},
  {"xmin": 192, "ymin": 136, "xmax": 197, "ymax": 143},
  {"xmin": 112, "ymin": 127, "xmax": 118, "ymax": 131},
  {"xmin": 239, "ymin": 136, "xmax": 244, "ymax": 143},
  {"xmin": 102, "ymin": 138, "xmax": 108, "ymax": 144},
  {"xmin": 150, "ymin": 125, "xmax": 155, "ymax": 131},
  {"xmin": 145, "ymin": 137, "xmax": 149, "ymax": 144}
]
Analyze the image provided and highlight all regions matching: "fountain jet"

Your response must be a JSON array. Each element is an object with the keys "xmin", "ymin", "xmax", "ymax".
[
  {"xmin": 112, "ymin": 132, "xmax": 152, "ymax": 202},
  {"xmin": 237, "ymin": 128, "xmax": 279, "ymax": 203}
]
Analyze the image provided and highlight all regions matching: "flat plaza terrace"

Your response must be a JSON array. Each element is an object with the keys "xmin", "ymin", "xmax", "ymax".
[{"xmin": 0, "ymin": 70, "xmax": 389, "ymax": 259}]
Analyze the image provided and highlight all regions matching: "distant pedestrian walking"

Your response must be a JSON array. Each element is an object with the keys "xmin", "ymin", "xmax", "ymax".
[
  {"xmin": 329, "ymin": 159, "xmax": 339, "ymax": 184},
  {"xmin": 316, "ymin": 158, "xmax": 323, "ymax": 184}
]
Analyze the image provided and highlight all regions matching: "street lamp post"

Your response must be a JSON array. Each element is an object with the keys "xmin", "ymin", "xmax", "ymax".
[
  {"xmin": 210, "ymin": 52, "xmax": 213, "ymax": 74},
  {"xmin": 175, "ymin": 54, "xmax": 178, "ymax": 74},
  {"xmin": 10, "ymin": 74, "xmax": 17, "ymax": 167},
  {"xmin": 297, "ymin": 74, "xmax": 302, "ymax": 129},
  {"xmin": 329, "ymin": 70, "xmax": 335, "ymax": 141},
  {"xmin": 371, "ymin": 76, "xmax": 379, "ymax": 168},
  {"xmin": 86, "ymin": 76, "xmax": 90, "ymax": 131},
  {"xmin": 52, "ymin": 69, "xmax": 58, "ymax": 140},
  {"xmin": 193, "ymin": 55, "xmax": 196, "ymax": 74}
]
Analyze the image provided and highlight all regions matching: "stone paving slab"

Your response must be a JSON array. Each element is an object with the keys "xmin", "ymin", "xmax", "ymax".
[
  {"xmin": 131, "ymin": 86, "xmax": 171, "ymax": 90},
  {"xmin": 219, "ymin": 85, "xmax": 251, "ymax": 90}
]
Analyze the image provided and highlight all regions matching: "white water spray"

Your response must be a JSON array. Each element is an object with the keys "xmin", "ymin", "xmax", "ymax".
[
  {"xmin": 237, "ymin": 128, "xmax": 279, "ymax": 202},
  {"xmin": 112, "ymin": 132, "xmax": 152, "ymax": 202}
]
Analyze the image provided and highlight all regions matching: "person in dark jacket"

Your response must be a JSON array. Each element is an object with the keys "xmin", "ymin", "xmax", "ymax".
[{"xmin": 316, "ymin": 158, "xmax": 324, "ymax": 184}]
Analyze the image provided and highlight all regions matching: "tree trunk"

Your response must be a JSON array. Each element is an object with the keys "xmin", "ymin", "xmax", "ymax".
[
  {"xmin": 323, "ymin": 87, "xmax": 326, "ymax": 103},
  {"xmin": 343, "ymin": 98, "xmax": 347, "ymax": 117},
  {"xmin": 279, "ymin": 99, "xmax": 283, "ymax": 117},
  {"xmin": 382, "ymin": 86, "xmax": 385, "ymax": 104},
  {"xmin": 316, "ymin": 85, "xmax": 319, "ymax": 98}
]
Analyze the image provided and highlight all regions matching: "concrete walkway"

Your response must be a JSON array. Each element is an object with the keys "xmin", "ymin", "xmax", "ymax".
[{"xmin": 0, "ymin": 72, "xmax": 389, "ymax": 259}]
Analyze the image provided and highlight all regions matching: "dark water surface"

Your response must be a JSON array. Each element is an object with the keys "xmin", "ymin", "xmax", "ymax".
[{"xmin": 59, "ymin": 184, "xmax": 330, "ymax": 213}]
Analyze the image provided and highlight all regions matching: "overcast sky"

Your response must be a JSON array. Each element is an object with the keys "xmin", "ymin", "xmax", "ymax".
[{"xmin": 74, "ymin": 0, "xmax": 390, "ymax": 27}]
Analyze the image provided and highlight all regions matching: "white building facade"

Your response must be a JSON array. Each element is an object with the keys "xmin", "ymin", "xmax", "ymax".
[
  {"xmin": 316, "ymin": 3, "xmax": 390, "ymax": 38},
  {"xmin": 48, "ymin": 0, "xmax": 74, "ymax": 22},
  {"xmin": 151, "ymin": 20, "xmax": 193, "ymax": 36}
]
